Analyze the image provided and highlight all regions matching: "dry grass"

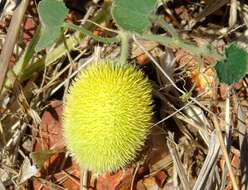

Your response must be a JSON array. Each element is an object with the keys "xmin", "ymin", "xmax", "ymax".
[{"xmin": 0, "ymin": 0, "xmax": 248, "ymax": 189}]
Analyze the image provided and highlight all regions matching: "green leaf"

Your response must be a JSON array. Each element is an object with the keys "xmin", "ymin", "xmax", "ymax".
[
  {"xmin": 215, "ymin": 44, "xmax": 248, "ymax": 85},
  {"xmin": 13, "ymin": 26, "xmax": 41, "ymax": 80},
  {"xmin": 111, "ymin": 0, "xmax": 157, "ymax": 34},
  {"xmin": 36, "ymin": 0, "xmax": 68, "ymax": 51}
]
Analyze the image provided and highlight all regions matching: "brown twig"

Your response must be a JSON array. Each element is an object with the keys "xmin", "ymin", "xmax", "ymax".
[
  {"xmin": 0, "ymin": 0, "xmax": 30, "ymax": 92},
  {"xmin": 213, "ymin": 116, "xmax": 239, "ymax": 190},
  {"xmin": 80, "ymin": 169, "xmax": 88, "ymax": 190}
]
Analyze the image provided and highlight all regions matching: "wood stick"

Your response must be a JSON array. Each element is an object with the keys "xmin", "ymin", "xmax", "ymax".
[{"xmin": 0, "ymin": 0, "xmax": 30, "ymax": 92}]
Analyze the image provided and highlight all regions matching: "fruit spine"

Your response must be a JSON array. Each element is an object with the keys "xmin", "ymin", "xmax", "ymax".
[{"xmin": 63, "ymin": 61, "xmax": 152, "ymax": 173}]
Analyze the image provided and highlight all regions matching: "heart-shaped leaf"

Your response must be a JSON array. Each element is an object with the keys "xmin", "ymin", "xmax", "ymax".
[
  {"xmin": 36, "ymin": 0, "xmax": 68, "ymax": 51},
  {"xmin": 111, "ymin": 0, "xmax": 157, "ymax": 34},
  {"xmin": 215, "ymin": 44, "xmax": 248, "ymax": 85}
]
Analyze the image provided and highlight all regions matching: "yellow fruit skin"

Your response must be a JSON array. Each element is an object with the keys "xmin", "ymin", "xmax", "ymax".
[{"xmin": 63, "ymin": 61, "xmax": 152, "ymax": 173}]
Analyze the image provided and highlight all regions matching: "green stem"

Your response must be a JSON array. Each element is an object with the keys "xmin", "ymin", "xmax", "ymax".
[
  {"xmin": 119, "ymin": 31, "xmax": 130, "ymax": 65},
  {"xmin": 139, "ymin": 33, "xmax": 223, "ymax": 60},
  {"xmin": 63, "ymin": 23, "xmax": 120, "ymax": 44},
  {"xmin": 149, "ymin": 15, "xmax": 223, "ymax": 60},
  {"xmin": 150, "ymin": 15, "xmax": 179, "ymax": 39}
]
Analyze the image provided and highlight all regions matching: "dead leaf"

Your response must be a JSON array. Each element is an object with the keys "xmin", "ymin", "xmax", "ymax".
[
  {"xmin": 18, "ymin": 157, "xmax": 38, "ymax": 184},
  {"xmin": 96, "ymin": 168, "xmax": 133, "ymax": 190},
  {"xmin": 34, "ymin": 100, "xmax": 64, "ymax": 151},
  {"xmin": 143, "ymin": 177, "xmax": 159, "ymax": 190}
]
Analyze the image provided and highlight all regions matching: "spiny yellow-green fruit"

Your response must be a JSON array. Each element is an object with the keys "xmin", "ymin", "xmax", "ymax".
[{"xmin": 63, "ymin": 61, "xmax": 152, "ymax": 173}]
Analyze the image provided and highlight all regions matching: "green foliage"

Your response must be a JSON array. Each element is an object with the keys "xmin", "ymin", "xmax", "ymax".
[
  {"xmin": 36, "ymin": 0, "xmax": 68, "ymax": 51},
  {"xmin": 13, "ymin": 27, "xmax": 40, "ymax": 80},
  {"xmin": 215, "ymin": 44, "xmax": 248, "ymax": 85},
  {"xmin": 63, "ymin": 61, "xmax": 153, "ymax": 173},
  {"xmin": 111, "ymin": 0, "xmax": 157, "ymax": 34}
]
